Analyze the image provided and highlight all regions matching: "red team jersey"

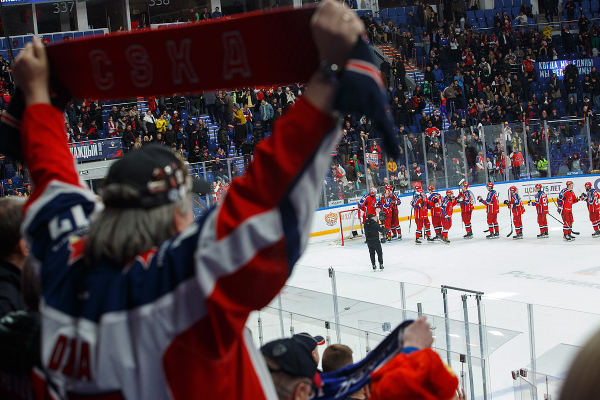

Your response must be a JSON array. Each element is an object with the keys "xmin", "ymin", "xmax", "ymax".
[
  {"xmin": 583, "ymin": 189, "xmax": 600, "ymax": 213},
  {"xmin": 557, "ymin": 188, "xmax": 578, "ymax": 212},
  {"xmin": 457, "ymin": 190, "xmax": 475, "ymax": 213},
  {"xmin": 441, "ymin": 197, "xmax": 457, "ymax": 218},
  {"xmin": 482, "ymin": 190, "xmax": 499, "ymax": 213},
  {"xmin": 358, "ymin": 193, "xmax": 379, "ymax": 218},
  {"xmin": 411, "ymin": 194, "xmax": 428, "ymax": 219},
  {"xmin": 532, "ymin": 191, "xmax": 549, "ymax": 214},
  {"xmin": 21, "ymin": 99, "xmax": 338, "ymax": 400},
  {"xmin": 428, "ymin": 193, "xmax": 443, "ymax": 216},
  {"xmin": 508, "ymin": 193, "xmax": 525, "ymax": 214}
]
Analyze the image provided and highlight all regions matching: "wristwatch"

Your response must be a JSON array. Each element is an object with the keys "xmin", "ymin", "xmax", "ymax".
[{"xmin": 319, "ymin": 60, "xmax": 341, "ymax": 85}]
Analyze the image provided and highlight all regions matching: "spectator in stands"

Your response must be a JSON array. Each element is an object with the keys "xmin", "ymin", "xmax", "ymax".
[
  {"xmin": 568, "ymin": 152, "xmax": 582, "ymax": 172},
  {"xmin": 108, "ymin": 105, "xmax": 120, "ymax": 125},
  {"xmin": 88, "ymin": 121, "xmax": 100, "ymax": 140},
  {"xmin": 579, "ymin": 13, "xmax": 590, "ymax": 33},
  {"xmin": 142, "ymin": 110, "xmax": 157, "ymax": 139},
  {"xmin": 0, "ymin": 197, "xmax": 27, "ymax": 317},
  {"xmin": 188, "ymin": 146, "xmax": 201, "ymax": 163},
  {"xmin": 200, "ymin": 7, "xmax": 211, "ymax": 20},
  {"xmin": 566, "ymin": 78, "xmax": 578, "ymax": 104},
  {"xmin": 123, "ymin": 124, "xmax": 136, "ymax": 151},
  {"xmin": 212, "ymin": 7, "xmax": 222, "ymax": 18},
  {"xmin": 189, "ymin": 7, "xmax": 200, "ymax": 22},
  {"xmin": 223, "ymin": 91, "xmax": 235, "ymax": 122},
  {"xmin": 260, "ymin": 98, "xmax": 274, "ymax": 131},
  {"xmin": 432, "ymin": 64, "xmax": 444, "ymax": 84}
]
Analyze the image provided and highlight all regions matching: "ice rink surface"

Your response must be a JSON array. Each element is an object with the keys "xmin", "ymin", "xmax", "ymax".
[{"xmin": 247, "ymin": 205, "xmax": 600, "ymax": 400}]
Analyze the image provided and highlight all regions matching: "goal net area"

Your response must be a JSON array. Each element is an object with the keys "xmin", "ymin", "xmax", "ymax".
[{"xmin": 337, "ymin": 208, "xmax": 363, "ymax": 246}]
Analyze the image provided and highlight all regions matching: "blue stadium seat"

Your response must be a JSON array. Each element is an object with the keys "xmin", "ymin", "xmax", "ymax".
[
  {"xmin": 561, "ymin": 144, "xmax": 569, "ymax": 154},
  {"xmin": 571, "ymin": 143, "xmax": 581, "ymax": 152},
  {"xmin": 73, "ymin": 32, "xmax": 84, "ymax": 39},
  {"xmin": 475, "ymin": 10, "xmax": 484, "ymax": 18},
  {"xmin": 0, "ymin": 39, "xmax": 5, "ymax": 50},
  {"xmin": 486, "ymin": 16, "xmax": 494, "ymax": 26},
  {"xmin": 484, "ymin": 9, "xmax": 493, "ymax": 17},
  {"xmin": 53, "ymin": 33, "xmax": 64, "ymax": 43},
  {"xmin": 576, "ymin": 135, "xmax": 586, "ymax": 144},
  {"xmin": 84, "ymin": 31, "xmax": 94, "ymax": 37},
  {"xmin": 379, "ymin": 8, "xmax": 388, "ymax": 18},
  {"xmin": 94, "ymin": 30, "xmax": 105, "ymax": 36},
  {"xmin": 12, "ymin": 177, "xmax": 22, "ymax": 188},
  {"xmin": 466, "ymin": 11, "xmax": 476, "ymax": 19},
  {"xmin": 42, "ymin": 35, "xmax": 53, "ymax": 44},
  {"xmin": 208, "ymin": 139, "xmax": 216, "ymax": 152}
]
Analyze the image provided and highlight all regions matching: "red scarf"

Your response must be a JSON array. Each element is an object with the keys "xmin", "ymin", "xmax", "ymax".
[{"xmin": 45, "ymin": 8, "xmax": 318, "ymax": 100}]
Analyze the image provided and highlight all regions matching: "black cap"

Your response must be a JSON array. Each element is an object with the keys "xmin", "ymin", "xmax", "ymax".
[
  {"xmin": 295, "ymin": 332, "xmax": 326, "ymax": 348},
  {"xmin": 102, "ymin": 145, "xmax": 211, "ymax": 209},
  {"xmin": 261, "ymin": 336, "xmax": 318, "ymax": 380}
]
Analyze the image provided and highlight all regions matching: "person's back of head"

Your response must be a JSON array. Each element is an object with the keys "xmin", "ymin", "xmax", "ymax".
[
  {"xmin": 86, "ymin": 146, "xmax": 210, "ymax": 265},
  {"xmin": 0, "ymin": 197, "xmax": 27, "ymax": 266},
  {"xmin": 321, "ymin": 344, "xmax": 353, "ymax": 373}
]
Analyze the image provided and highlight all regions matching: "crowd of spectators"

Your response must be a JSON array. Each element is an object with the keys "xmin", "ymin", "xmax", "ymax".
[{"xmin": 320, "ymin": 1, "xmax": 600, "ymax": 205}]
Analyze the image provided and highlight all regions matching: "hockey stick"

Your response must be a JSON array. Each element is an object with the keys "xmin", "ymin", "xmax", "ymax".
[
  {"xmin": 552, "ymin": 198, "xmax": 580, "ymax": 235},
  {"xmin": 507, "ymin": 189, "xmax": 514, "ymax": 237},
  {"xmin": 408, "ymin": 204, "xmax": 413, "ymax": 233}
]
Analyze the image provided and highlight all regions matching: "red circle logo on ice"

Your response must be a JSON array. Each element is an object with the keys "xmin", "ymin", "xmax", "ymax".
[{"xmin": 325, "ymin": 212, "xmax": 338, "ymax": 227}]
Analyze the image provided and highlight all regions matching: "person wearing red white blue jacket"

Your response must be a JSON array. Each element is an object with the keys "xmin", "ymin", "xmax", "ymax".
[
  {"xmin": 504, "ymin": 186, "xmax": 525, "ymax": 239},
  {"xmin": 440, "ymin": 190, "xmax": 457, "ymax": 244},
  {"xmin": 579, "ymin": 181, "xmax": 600, "ymax": 238},
  {"xmin": 528, "ymin": 183, "xmax": 549, "ymax": 238},
  {"xmin": 10, "ymin": 3, "xmax": 372, "ymax": 398},
  {"xmin": 557, "ymin": 180, "xmax": 579, "ymax": 241},
  {"xmin": 478, "ymin": 182, "xmax": 500, "ymax": 239},
  {"xmin": 456, "ymin": 181, "xmax": 475, "ymax": 239}
]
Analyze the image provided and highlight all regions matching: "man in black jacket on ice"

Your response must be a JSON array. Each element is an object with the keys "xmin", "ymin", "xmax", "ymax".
[{"xmin": 364, "ymin": 213, "xmax": 386, "ymax": 271}]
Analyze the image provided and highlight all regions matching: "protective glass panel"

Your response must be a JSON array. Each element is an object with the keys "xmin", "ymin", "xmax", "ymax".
[
  {"xmin": 483, "ymin": 123, "xmax": 509, "ymax": 183},
  {"xmin": 526, "ymin": 120, "xmax": 549, "ymax": 179},
  {"xmin": 444, "ymin": 128, "xmax": 468, "ymax": 188},
  {"xmin": 505, "ymin": 121, "xmax": 529, "ymax": 181},
  {"xmin": 466, "ymin": 125, "xmax": 488, "ymax": 185},
  {"xmin": 546, "ymin": 118, "xmax": 588, "ymax": 177}
]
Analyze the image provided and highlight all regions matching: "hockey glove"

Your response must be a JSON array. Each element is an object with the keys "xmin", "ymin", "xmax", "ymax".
[
  {"xmin": 557, "ymin": 207, "xmax": 562, "ymax": 214},
  {"xmin": 503, "ymin": 200, "xmax": 509, "ymax": 205}
]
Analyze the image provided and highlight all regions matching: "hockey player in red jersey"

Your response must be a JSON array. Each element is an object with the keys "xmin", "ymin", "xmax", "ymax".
[
  {"xmin": 440, "ymin": 190, "xmax": 457, "ymax": 244},
  {"xmin": 579, "ymin": 181, "xmax": 600, "ymax": 238},
  {"xmin": 478, "ymin": 182, "xmax": 500, "ymax": 238},
  {"xmin": 427, "ymin": 185, "xmax": 443, "ymax": 239},
  {"xmin": 456, "ymin": 181, "xmax": 475, "ymax": 239},
  {"xmin": 411, "ymin": 187, "xmax": 429, "ymax": 244},
  {"xmin": 528, "ymin": 183, "xmax": 549, "ymax": 238},
  {"xmin": 383, "ymin": 185, "xmax": 402, "ymax": 240},
  {"xmin": 378, "ymin": 188, "xmax": 394, "ymax": 241},
  {"xmin": 557, "ymin": 180, "xmax": 579, "ymax": 241},
  {"xmin": 504, "ymin": 186, "xmax": 525, "ymax": 239},
  {"xmin": 358, "ymin": 187, "xmax": 379, "ymax": 224}
]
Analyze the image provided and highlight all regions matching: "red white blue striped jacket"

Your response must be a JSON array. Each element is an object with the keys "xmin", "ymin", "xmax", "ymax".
[{"xmin": 21, "ymin": 98, "xmax": 338, "ymax": 400}]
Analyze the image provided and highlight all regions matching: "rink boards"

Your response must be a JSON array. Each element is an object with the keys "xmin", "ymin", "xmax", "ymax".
[{"xmin": 309, "ymin": 175, "xmax": 600, "ymax": 241}]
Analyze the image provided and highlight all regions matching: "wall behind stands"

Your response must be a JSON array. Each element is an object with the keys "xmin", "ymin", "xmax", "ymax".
[{"xmin": 307, "ymin": 175, "xmax": 600, "ymax": 241}]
